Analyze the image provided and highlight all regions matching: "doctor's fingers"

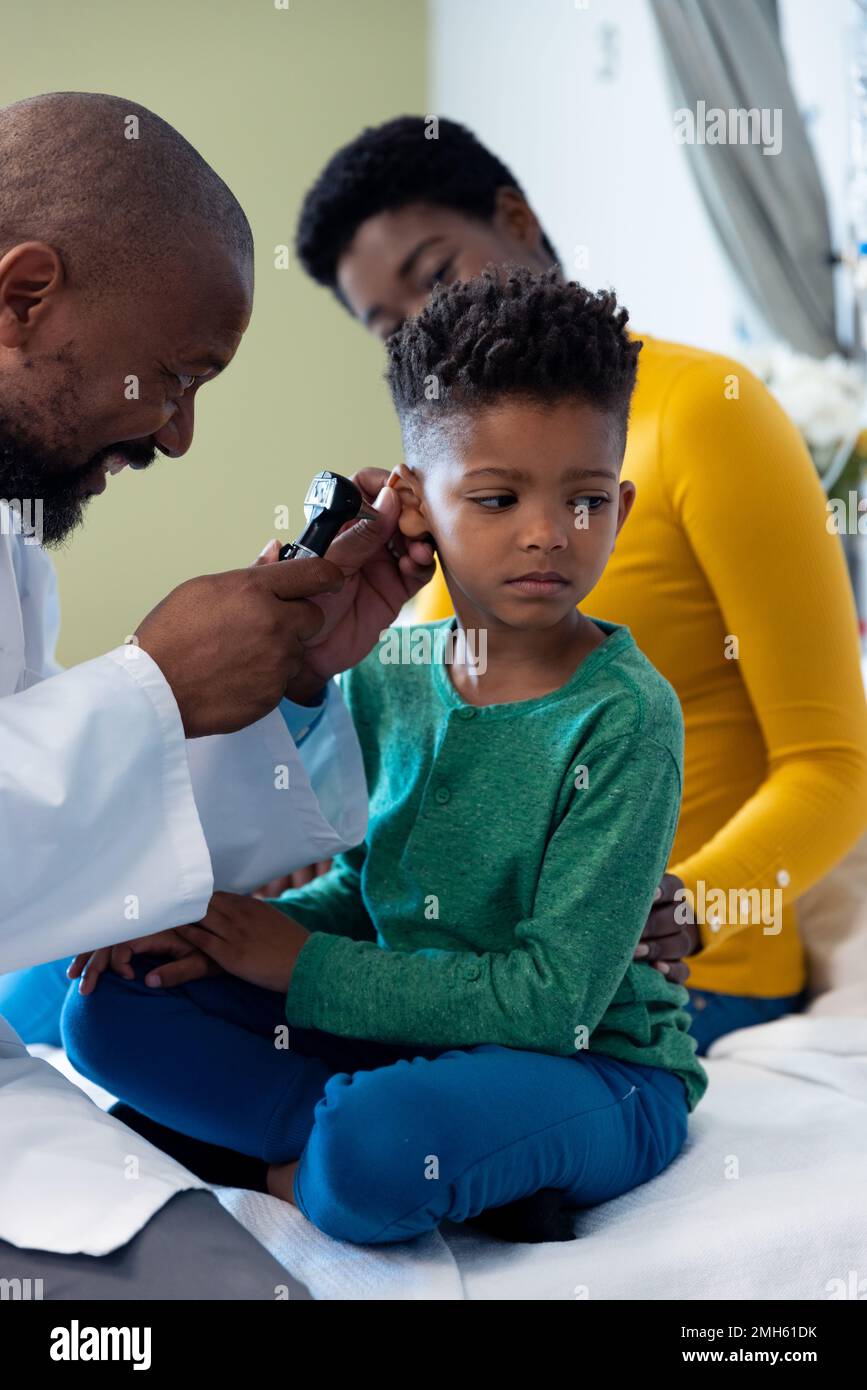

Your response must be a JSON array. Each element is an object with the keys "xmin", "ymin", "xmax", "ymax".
[
  {"xmin": 111, "ymin": 932, "xmax": 196, "ymax": 979},
  {"xmin": 351, "ymin": 470, "xmax": 432, "ymax": 556},
  {"xmin": 330, "ymin": 461, "xmax": 438, "ymax": 580},
  {"xmin": 252, "ymin": 539, "xmax": 281, "ymax": 567},
  {"xmin": 196, "ymin": 890, "xmax": 246, "ymax": 924},
  {"xmin": 351, "ymin": 467, "xmax": 390, "ymax": 501},
  {"xmin": 142, "ymin": 951, "xmax": 223, "ymax": 989},
  {"xmin": 274, "ymin": 595, "xmax": 330, "ymax": 650},
  {"xmin": 251, "ymin": 554, "xmax": 343, "ymax": 603},
  {"xmin": 174, "ymin": 923, "xmax": 234, "ymax": 966},
  {"xmin": 67, "ymin": 952, "xmax": 90, "ymax": 980},
  {"xmin": 176, "ymin": 895, "xmax": 237, "ymax": 937},
  {"xmin": 70, "ymin": 948, "xmax": 112, "ymax": 994}
]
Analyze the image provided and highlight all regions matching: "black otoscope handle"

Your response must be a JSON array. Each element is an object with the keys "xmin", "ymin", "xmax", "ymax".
[{"xmin": 278, "ymin": 471, "xmax": 367, "ymax": 560}]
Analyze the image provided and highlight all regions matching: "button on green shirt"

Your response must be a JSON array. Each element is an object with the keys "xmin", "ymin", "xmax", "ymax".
[{"xmin": 279, "ymin": 618, "xmax": 708, "ymax": 1111}]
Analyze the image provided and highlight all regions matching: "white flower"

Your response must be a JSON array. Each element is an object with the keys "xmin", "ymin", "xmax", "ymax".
[{"xmin": 744, "ymin": 344, "xmax": 866, "ymax": 455}]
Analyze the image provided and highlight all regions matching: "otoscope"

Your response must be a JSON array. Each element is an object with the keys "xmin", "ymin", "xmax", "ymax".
[{"xmin": 278, "ymin": 471, "xmax": 378, "ymax": 561}]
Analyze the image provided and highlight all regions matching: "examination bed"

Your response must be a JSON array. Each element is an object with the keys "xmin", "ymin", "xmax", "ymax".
[{"xmin": 33, "ymin": 993, "xmax": 867, "ymax": 1300}]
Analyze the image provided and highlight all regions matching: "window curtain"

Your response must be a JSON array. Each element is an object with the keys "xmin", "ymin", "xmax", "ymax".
[{"xmin": 649, "ymin": 0, "xmax": 842, "ymax": 358}]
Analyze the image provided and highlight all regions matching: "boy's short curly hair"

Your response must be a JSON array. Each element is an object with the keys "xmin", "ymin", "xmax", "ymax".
[
  {"xmin": 295, "ymin": 115, "xmax": 559, "ymax": 293},
  {"xmin": 385, "ymin": 267, "xmax": 642, "ymax": 447}
]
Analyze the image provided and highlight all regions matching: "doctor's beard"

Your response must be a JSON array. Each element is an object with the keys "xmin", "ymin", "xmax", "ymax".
[{"xmin": 0, "ymin": 413, "xmax": 156, "ymax": 548}]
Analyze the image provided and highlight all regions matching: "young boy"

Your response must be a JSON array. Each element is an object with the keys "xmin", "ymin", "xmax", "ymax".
[{"xmin": 63, "ymin": 268, "xmax": 707, "ymax": 1247}]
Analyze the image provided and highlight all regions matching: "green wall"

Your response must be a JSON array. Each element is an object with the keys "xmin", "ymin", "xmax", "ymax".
[{"xmin": 2, "ymin": 0, "xmax": 427, "ymax": 663}]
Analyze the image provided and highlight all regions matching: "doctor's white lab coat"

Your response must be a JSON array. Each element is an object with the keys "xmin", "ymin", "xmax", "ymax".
[{"xmin": 0, "ymin": 507, "xmax": 368, "ymax": 1255}]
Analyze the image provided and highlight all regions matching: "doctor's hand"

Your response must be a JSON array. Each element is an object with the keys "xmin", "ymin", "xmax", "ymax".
[
  {"xmin": 256, "ymin": 468, "xmax": 436, "ymax": 702},
  {"xmin": 633, "ymin": 873, "xmax": 699, "ymax": 985},
  {"xmin": 175, "ymin": 891, "xmax": 310, "ymax": 994},
  {"xmin": 68, "ymin": 930, "xmax": 223, "ymax": 995},
  {"xmin": 134, "ymin": 557, "xmax": 345, "ymax": 737}
]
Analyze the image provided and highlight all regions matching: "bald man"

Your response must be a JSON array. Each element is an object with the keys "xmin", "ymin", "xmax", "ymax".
[{"xmin": 0, "ymin": 92, "xmax": 433, "ymax": 1299}]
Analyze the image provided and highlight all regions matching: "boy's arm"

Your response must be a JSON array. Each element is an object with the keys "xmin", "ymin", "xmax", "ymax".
[
  {"xmin": 269, "ymin": 843, "xmax": 376, "ymax": 943},
  {"xmin": 284, "ymin": 733, "xmax": 683, "ymax": 1054}
]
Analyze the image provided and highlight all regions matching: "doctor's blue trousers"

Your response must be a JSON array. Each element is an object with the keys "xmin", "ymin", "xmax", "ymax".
[{"xmin": 60, "ymin": 958, "xmax": 689, "ymax": 1246}]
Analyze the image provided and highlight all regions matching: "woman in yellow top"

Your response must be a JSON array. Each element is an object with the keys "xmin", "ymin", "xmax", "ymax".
[{"xmin": 294, "ymin": 116, "xmax": 867, "ymax": 1054}]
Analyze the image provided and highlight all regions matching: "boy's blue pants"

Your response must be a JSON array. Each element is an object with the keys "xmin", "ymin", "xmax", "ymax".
[{"xmin": 57, "ymin": 958, "xmax": 688, "ymax": 1245}]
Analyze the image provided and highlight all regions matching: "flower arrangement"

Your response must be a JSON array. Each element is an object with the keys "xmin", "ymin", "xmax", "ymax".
[
  {"xmin": 744, "ymin": 344, "xmax": 867, "ymax": 495},
  {"xmin": 745, "ymin": 344, "xmax": 866, "ymax": 638}
]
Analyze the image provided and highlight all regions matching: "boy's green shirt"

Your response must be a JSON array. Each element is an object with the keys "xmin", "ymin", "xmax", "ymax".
[{"xmin": 278, "ymin": 618, "xmax": 708, "ymax": 1111}]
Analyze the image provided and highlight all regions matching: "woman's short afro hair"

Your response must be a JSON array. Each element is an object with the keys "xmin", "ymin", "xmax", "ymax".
[
  {"xmin": 295, "ymin": 115, "xmax": 558, "ymax": 292},
  {"xmin": 386, "ymin": 266, "xmax": 641, "ymax": 446}
]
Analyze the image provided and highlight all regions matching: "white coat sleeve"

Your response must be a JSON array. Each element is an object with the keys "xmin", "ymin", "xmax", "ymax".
[
  {"xmin": 0, "ymin": 646, "xmax": 367, "ymax": 973},
  {"xmin": 183, "ymin": 677, "xmax": 368, "ymax": 893},
  {"xmin": 0, "ymin": 646, "xmax": 213, "ymax": 973}
]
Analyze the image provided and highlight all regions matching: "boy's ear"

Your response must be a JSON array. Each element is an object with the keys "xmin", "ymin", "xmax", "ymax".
[
  {"xmin": 390, "ymin": 462, "xmax": 435, "ymax": 544},
  {"xmin": 614, "ymin": 480, "xmax": 636, "ymax": 540}
]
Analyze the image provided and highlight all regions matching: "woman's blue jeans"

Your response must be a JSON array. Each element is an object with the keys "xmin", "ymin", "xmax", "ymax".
[{"xmin": 684, "ymin": 986, "xmax": 805, "ymax": 1055}]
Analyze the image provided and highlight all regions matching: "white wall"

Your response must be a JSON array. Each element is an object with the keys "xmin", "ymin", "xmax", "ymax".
[{"xmin": 430, "ymin": 0, "xmax": 854, "ymax": 358}]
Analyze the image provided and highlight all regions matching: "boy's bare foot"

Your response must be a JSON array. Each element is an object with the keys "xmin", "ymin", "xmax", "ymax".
[{"xmin": 267, "ymin": 1159, "xmax": 300, "ymax": 1205}]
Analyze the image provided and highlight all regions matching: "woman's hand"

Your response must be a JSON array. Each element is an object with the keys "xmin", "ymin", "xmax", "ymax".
[
  {"xmin": 633, "ymin": 873, "xmax": 698, "ymax": 985},
  {"xmin": 175, "ymin": 891, "xmax": 311, "ymax": 994},
  {"xmin": 68, "ymin": 929, "xmax": 221, "ymax": 995}
]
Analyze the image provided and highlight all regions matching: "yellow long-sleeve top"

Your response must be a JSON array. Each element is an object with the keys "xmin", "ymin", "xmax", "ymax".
[{"xmin": 413, "ymin": 335, "xmax": 867, "ymax": 996}]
